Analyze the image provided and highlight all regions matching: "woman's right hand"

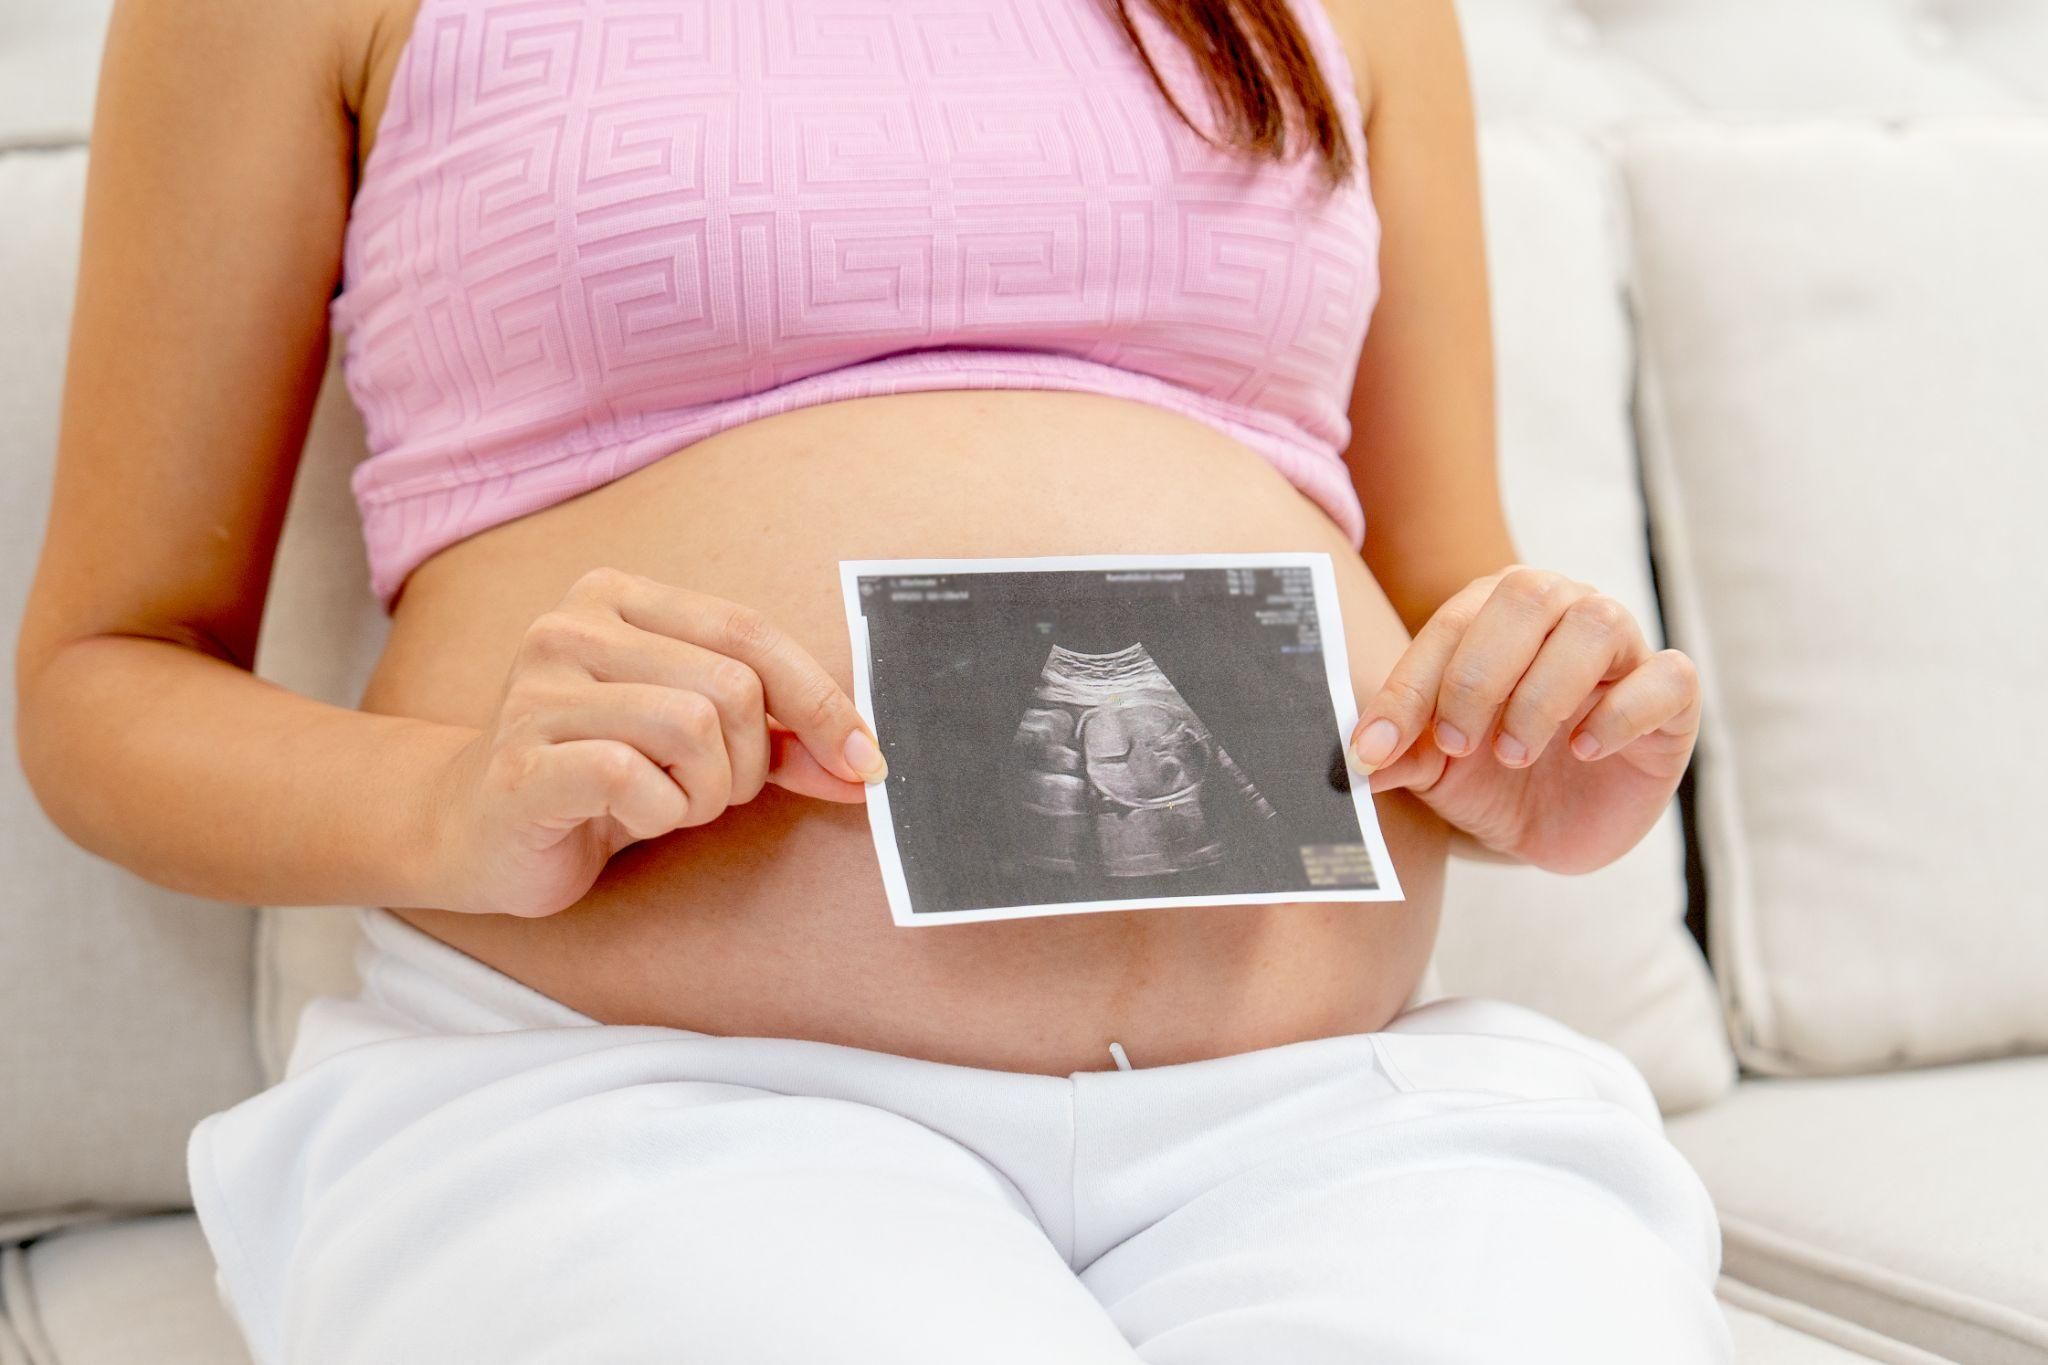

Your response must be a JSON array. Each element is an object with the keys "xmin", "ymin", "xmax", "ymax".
[{"xmin": 419, "ymin": 568, "xmax": 886, "ymax": 919}]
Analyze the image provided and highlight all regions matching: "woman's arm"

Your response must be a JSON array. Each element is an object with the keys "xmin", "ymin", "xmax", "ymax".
[
  {"xmin": 1332, "ymin": 0, "xmax": 1702, "ymax": 870},
  {"xmin": 1333, "ymin": 0, "xmax": 1700, "ymax": 873},
  {"xmin": 1337, "ymin": 0, "xmax": 1519, "ymax": 635},
  {"xmin": 14, "ymin": 0, "xmax": 879, "ymax": 915},
  {"xmin": 12, "ymin": 0, "xmax": 472, "ymax": 907}
]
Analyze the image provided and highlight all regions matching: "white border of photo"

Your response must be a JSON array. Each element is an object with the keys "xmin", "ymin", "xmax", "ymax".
[{"xmin": 838, "ymin": 551, "xmax": 1406, "ymax": 927}]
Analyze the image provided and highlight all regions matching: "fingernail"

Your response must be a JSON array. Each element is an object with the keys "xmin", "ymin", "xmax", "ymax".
[
  {"xmin": 1571, "ymin": 732, "xmax": 1601, "ymax": 760},
  {"xmin": 843, "ymin": 728, "xmax": 888, "ymax": 782},
  {"xmin": 1495, "ymin": 733, "xmax": 1526, "ymax": 765},
  {"xmin": 1434, "ymin": 720, "xmax": 1467, "ymax": 755},
  {"xmin": 1352, "ymin": 717, "xmax": 1398, "ymax": 770}
]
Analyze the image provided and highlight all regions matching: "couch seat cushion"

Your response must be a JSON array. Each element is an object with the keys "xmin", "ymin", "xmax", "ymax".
[
  {"xmin": 0, "ymin": 1211, "xmax": 1912, "ymax": 1365},
  {"xmin": 1, "ymin": 1214, "xmax": 249, "ymax": 1365},
  {"xmin": 1668, "ymin": 1061, "xmax": 2048, "ymax": 1364},
  {"xmin": 1722, "ymin": 1297, "xmax": 1921, "ymax": 1363}
]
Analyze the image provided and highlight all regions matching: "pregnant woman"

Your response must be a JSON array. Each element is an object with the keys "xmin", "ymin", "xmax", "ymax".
[{"xmin": 17, "ymin": 0, "xmax": 1726, "ymax": 1359}]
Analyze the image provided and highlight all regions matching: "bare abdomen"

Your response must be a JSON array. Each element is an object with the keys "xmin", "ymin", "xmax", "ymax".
[{"xmin": 362, "ymin": 389, "xmax": 1449, "ymax": 1074}]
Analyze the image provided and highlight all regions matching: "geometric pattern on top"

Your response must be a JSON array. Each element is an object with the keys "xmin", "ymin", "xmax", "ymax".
[{"xmin": 333, "ymin": 0, "xmax": 1382, "ymax": 602}]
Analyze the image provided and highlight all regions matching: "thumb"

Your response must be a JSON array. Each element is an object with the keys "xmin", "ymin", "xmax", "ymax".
[
  {"xmin": 1363, "ymin": 730, "xmax": 1448, "ymax": 795},
  {"xmin": 764, "ymin": 725, "xmax": 872, "ymax": 803}
]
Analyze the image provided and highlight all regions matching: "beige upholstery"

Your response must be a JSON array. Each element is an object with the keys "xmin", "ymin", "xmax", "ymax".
[
  {"xmin": 0, "ymin": 148, "xmax": 263, "ymax": 1226},
  {"xmin": 0, "ymin": 0, "xmax": 112, "ymax": 146},
  {"xmin": 1455, "ymin": 0, "xmax": 2048, "ymax": 126},
  {"xmin": 1629, "ymin": 123, "xmax": 2048, "ymax": 1076},
  {"xmin": 0, "ymin": 1216, "xmax": 251, "ymax": 1365},
  {"xmin": 1721, "ymin": 1294, "xmax": 1935, "ymax": 1365},
  {"xmin": 0, "ymin": 1213, "xmax": 1889, "ymax": 1365},
  {"xmin": 1669, "ymin": 1057, "xmax": 2048, "ymax": 1364}
]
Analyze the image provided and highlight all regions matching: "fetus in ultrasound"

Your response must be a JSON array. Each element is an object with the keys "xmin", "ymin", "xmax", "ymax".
[{"xmin": 1007, "ymin": 643, "xmax": 1279, "ymax": 879}]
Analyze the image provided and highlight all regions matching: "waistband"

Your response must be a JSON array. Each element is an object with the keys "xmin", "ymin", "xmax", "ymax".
[
  {"xmin": 318, "ymin": 914, "xmax": 1654, "ymax": 1132},
  {"xmin": 348, "ymin": 906, "xmax": 606, "ymax": 1035}
]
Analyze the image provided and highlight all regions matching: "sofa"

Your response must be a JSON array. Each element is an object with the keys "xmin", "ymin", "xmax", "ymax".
[{"xmin": 3, "ymin": 0, "xmax": 2044, "ymax": 1361}]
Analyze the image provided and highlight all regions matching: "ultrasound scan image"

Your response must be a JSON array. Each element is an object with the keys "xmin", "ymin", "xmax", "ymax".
[
  {"xmin": 1007, "ymin": 643, "xmax": 1279, "ymax": 879},
  {"xmin": 848, "ymin": 559, "xmax": 1394, "ymax": 922}
]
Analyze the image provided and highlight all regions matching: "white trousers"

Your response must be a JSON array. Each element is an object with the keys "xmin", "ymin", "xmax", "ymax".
[{"xmin": 189, "ymin": 908, "xmax": 1731, "ymax": 1365}]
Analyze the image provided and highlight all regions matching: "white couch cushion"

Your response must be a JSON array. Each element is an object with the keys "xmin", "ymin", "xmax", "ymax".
[
  {"xmin": 0, "ymin": 1214, "xmax": 249, "ymax": 1365},
  {"xmin": 0, "ymin": 148, "xmax": 263, "ymax": 1223},
  {"xmin": 1426, "ymin": 127, "xmax": 1734, "ymax": 1115},
  {"xmin": 1627, "ymin": 121, "xmax": 2048, "ymax": 1076},
  {"xmin": 0, "ymin": 0, "xmax": 115, "ymax": 150},
  {"xmin": 1454, "ymin": 0, "xmax": 2048, "ymax": 132},
  {"xmin": 1721, "ymin": 1296, "xmax": 1916, "ymax": 1365},
  {"xmin": 1668, "ymin": 1059, "xmax": 2048, "ymax": 1363}
]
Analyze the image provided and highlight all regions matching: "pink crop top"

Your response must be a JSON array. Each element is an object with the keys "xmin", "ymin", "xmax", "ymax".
[{"xmin": 333, "ymin": 0, "xmax": 1381, "ymax": 605}]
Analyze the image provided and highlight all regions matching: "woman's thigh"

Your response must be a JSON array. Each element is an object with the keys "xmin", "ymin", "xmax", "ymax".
[
  {"xmin": 1080, "ymin": 1098, "xmax": 1730, "ymax": 1364},
  {"xmin": 284, "ymin": 1088, "xmax": 1137, "ymax": 1365},
  {"xmin": 1075, "ymin": 1001, "xmax": 1732, "ymax": 1365}
]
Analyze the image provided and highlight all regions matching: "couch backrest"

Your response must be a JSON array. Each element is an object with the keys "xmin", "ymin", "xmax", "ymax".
[{"xmin": 0, "ymin": 146, "xmax": 263, "ymax": 1236}]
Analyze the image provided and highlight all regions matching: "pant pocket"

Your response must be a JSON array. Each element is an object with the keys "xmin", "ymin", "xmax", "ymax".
[{"xmin": 1367, "ymin": 995, "xmax": 1663, "ymax": 1127}]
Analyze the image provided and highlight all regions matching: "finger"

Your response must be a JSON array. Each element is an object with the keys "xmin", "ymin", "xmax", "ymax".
[
  {"xmin": 1492, "ymin": 593, "xmax": 1649, "ymax": 768},
  {"xmin": 1350, "ymin": 576, "xmax": 1493, "ymax": 773},
  {"xmin": 1364, "ymin": 727, "xmax": 1448, "ymax": 794},
  {"xmin": 570, "ymin": 623, "xmax": 772, "ymax": 807},
  {"xmin": 517, "ymin": 739, "xmax": 690, "ymax": 843},
  {"xmin": 533, "ymin": 682, "xmax": 734, "ymax": 827},
  {"xmin": 591, "ymin": 571, "xmax": 885, "ymax": 786},
  {"xmin": 1567, "ymin": 649, "xmax": 1702, "ymax": 764},
  {"xmin": 1431, "ymin": 569, "xmax": 1589, "ymax": 759},
  {"xmin": 765, "ymin": 725, "xmax": 871, "ymax": 803}
]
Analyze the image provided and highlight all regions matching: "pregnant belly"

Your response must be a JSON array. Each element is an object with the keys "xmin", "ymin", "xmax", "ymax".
[{"xmin": 362, "ymin": 389, "xmax": 1450, "ymax": 1074}]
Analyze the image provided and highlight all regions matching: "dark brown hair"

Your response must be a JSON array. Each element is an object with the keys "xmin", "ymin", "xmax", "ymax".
[{"xmin": 1109, "ymin": 0, "xmax": 1358, "ymax": 192}]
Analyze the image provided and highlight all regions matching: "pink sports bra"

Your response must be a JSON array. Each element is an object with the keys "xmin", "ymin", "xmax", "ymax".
[{"xmin": 333, "ymin": 0, "xmax": 1381, "ymax": 605}]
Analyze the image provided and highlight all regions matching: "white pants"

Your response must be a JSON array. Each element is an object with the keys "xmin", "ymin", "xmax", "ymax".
[{"xmin": 189, "ymin": 908, "xmax": 1731, "ymax": 1365}]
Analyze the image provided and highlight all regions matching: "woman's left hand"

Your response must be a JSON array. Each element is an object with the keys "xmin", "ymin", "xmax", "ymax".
[{"xmin": 1349, "ymin": 566, "xmax": 1702, "ymax": 874}]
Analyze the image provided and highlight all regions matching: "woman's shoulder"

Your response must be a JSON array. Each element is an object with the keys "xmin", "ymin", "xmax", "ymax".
[
  {"xmin": 118, "ymin": 0, "xmax": 364, "ymax": 91},
  {"xmin": 338, "ymin": 0, "xmax": 424, "ymax": 176},
  {"xmin": 97, "ymin": 0, "xmax": 377, "ymax": 163},
  {"xmin": 1321, "ymin": 0, "xmax": 1477, "ymax": 132}
]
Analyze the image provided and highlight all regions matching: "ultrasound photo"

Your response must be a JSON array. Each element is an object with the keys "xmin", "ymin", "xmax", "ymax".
[{"xmin": 840, "ymin": 553, "xmax": 1405, "ymax": 926}]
